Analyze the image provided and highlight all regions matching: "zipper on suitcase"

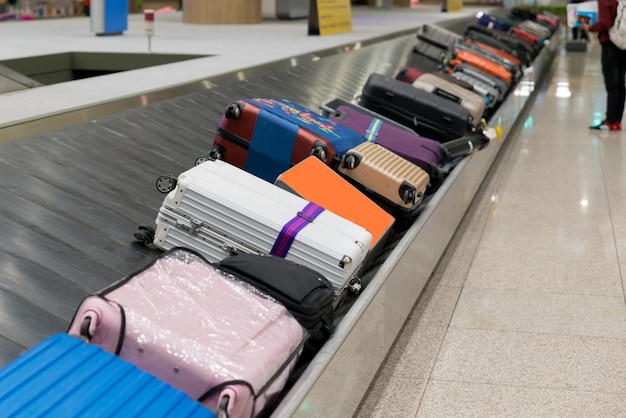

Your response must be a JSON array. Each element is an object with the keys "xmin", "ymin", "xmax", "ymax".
[{"xmin": 216, "ymin": 127, "xmax": 250, "ymax": 150}]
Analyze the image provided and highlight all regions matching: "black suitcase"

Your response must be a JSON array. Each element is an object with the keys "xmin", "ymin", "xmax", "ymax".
[
  {"xmin": 464, "ymin": 24, "xmax": 538, "ymax": 60},
  {"xmin": 462, "ymin": 25, "xmax": 532, "ymax": 67},
  {"xmin": 412, "ymin": 39, "xmax": 449, "ymax": 72},
  {"xmin": 359, "ymin": 72, "xmax": 475, "ymax": 143}
]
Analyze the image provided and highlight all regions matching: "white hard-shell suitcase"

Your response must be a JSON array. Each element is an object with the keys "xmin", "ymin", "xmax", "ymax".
[{"xmin": 150, "ymin": 159, "xmax": 373, "ymax": 299}]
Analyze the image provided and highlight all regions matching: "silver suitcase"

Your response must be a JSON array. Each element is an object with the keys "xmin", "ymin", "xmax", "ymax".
[{"xmin": 150, "ymin": 159, "xmax": 373, "ymax": 300}]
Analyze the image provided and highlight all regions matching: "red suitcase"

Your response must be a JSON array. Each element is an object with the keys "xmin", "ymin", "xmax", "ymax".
[{"xmin": 199, "ymin": 98, "xmax": 365, "ymax": 183}]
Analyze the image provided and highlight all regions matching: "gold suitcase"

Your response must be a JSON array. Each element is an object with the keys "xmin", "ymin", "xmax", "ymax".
[{"xmin": 337, "ymin": 141, "xmax": 430, "ymax": 220}]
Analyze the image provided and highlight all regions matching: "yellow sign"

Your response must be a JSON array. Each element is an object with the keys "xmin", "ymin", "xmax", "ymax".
[
  {"xmin": 308, "ymin": 0, "xmax": 353, "ymax": 36},
  {"xmin": 445, "ymin": 0, "xmax": 462, "ymax": 12}
]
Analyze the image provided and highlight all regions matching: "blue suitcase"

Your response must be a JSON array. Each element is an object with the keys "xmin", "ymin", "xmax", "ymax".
[{"xmin": 0, "ymin": 334, "xmax": 217, "ymax": 418}]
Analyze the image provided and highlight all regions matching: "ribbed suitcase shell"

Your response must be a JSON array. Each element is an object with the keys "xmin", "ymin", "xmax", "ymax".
[
  {"xmin": 360, "ymin": 72, "xmax": 474, "ymax": 143},
  {"xmin": 0, "ymin": 334, "xmax": 215, "ymax": 418},
  {"xmin": 337, "ymin": 141, "xmax": 430, "ymax": 214},
  {"xmin": 67, "ymin": 249, "xmax": 305, "ymax": 418},
  {"xmin": 152, "ymin": 160, "xmax": 372, "ymax": 297},
  {"xmin": 275, "ymin": 156, "xmax": 394, "ymax": 265},
  {"xmin": 412, "ymin": 73, "xmax": 486, "ymax": 123}
]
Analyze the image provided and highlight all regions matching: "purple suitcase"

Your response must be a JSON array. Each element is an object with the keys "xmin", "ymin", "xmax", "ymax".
[
  {"xmin": 67, "ymin": 248, "xmax": 306, "ymax": 418},
  {"xmin": 320, "ymin": 98, "xmax": 447, "ymax": 181}
]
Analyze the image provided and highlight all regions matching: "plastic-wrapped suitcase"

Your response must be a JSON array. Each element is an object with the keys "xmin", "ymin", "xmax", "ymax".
[
  {"xmin": 275, "ymin": 156, "xmax": 395, "ymax": 261},
  {"xmin": 359, "ymin": 73, "xmax": 475, "ymax": 143},
  {"xmin": 202, "ymin": 98, "xmax": 365, "ymax": 183},
  {"xmin": 319, "ymin": 97, "xmax": 446, "ymax": 179},
  {"xmin": 451, "ymin": 63, "xmax": 509, "ymax": 103},
  {"xmin": 336, "ymin": 141, "xmax": 430, "ymax": 220},
  {"xmin": 446, "ymin": 49, "xmax": 513, "ymax": 84},
  {"xmin": 67, "ymin": 248, "xmax": 306, "ymax": 418},
  {"xmin": 0, "ymin": 334, "xmax": 216, "ymax": 418},
  {"xmin": 217, "ymin": 252, "xmax": 335, "ymax": 357},
  {"xmin": 412, "ymin": 73, "xmax": 487, "ymax": 124},
  {"xmin": 149, "ymin": 160, "xmax": 372, "ymax": 299}
]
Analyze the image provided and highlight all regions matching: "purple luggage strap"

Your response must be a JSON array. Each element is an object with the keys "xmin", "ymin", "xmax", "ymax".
[{"xmin": 271, "ymin": 202, "xmax": 325, "ymax": 258}]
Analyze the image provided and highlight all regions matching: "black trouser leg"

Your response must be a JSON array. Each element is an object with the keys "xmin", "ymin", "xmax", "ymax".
[{"xmin": 602, "ymin": 42, "xmax": 626, "ymax": 123}]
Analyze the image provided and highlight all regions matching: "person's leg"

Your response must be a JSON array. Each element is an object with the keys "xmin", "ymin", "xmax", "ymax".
[
  {"xmin": 604, "ymin": 43, "xmax": 623, "ymax": 123},
  {"xmin": 591, "ymin": 43, "xmax": 622, "ymax": 129},
  {"xmin": 616, "ymin": 49, "xmax": 626, "ymax": 125}
]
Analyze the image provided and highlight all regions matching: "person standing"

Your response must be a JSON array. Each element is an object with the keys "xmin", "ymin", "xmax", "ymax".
[{"xmin": 583, "ymin": 0, "xmax": 626, "ymax": 131}]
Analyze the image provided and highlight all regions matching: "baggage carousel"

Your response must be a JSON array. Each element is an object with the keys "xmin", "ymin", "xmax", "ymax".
[{"xmin": 0, "ymin": 16, "xmax": 559, "ymax": 417}]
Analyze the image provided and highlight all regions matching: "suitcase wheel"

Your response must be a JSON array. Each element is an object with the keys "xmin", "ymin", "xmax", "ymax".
[
  {"xmin": 311, "ymin": 142, "xmax": 328, "ymax": 161},
  {"xmin": 134, "ymin": 225, "xmax": 155, "ymax": 245},
  {"xmin": 341, "ymin": 152, "xmax": 362, "ymax": 170},
  {"xmin": 399, "ymin": 181, "xmax": 419, "ymax": 204},
  {"xmin": 156, "ymin": 174, "xmax": 177, "ymax": 194},
  {"xmin": 79, "ymin": 317, "xmax": 92, "ymax": 342},
  {"xmin": 224, "ymin": 103, "xmax": 242, "ymax": 119},
  {"xmin": 195, "ymin": 154, "xmax": 211, "ymax": 166},
  {"xmin": 208, "ymin": 144, "xmax": 225, "ymax": 161}
]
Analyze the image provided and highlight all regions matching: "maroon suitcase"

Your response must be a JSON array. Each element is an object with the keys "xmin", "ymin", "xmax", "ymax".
[{"xmin": 199, "ymin": 98, "xmax": 364, "ymax": 183}]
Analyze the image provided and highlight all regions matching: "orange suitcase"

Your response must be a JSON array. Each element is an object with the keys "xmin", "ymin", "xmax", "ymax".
[
  {"xmin": 447, "ymin": 49, "xmax": 512, "ymax": 84},
  {"xmin": 470, "ymin": 39, "xmax": 522, "ymax": 68},
  {"xmin": 275, "ymin": 156, "xmax": 395, "ymax": 259}
]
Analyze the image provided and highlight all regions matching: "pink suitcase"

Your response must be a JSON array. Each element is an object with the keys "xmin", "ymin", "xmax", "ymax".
[{"xmin": 67, "ymin": 248, "xmax": 305, "ymax": 418}]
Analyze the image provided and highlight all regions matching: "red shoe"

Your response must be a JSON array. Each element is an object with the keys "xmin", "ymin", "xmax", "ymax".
[{"xmin": 590, "ymin": 120, "xmax": 622, "ymax": 131}]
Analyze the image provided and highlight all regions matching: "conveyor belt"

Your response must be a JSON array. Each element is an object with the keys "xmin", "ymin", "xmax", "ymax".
[{"xmin": 0, "ymin": 25, "xmax": 439, "ymax": 365}]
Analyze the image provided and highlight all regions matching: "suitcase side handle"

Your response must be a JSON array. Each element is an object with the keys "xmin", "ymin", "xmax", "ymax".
[{"xmin": 433, "ymin": 87, "xmax": 461, "ymax": 104}]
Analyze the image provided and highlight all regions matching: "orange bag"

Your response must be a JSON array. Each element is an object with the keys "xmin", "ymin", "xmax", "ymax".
[
  {"xmin": 275, "ymin": 156, "xmax": 395, "ymax": 257},
  {"xmin": 448, "ymin": 50, "xmax": 512, "ymax": 84},
  {"xmin": 469, "ymin": 39, "xmax": 522, "ymax": 68}
]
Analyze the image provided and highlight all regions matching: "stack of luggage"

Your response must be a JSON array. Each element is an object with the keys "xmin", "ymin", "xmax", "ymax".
[{"xmin": 0, "ymin": 7, "xmax": 557, "ymax": 417}]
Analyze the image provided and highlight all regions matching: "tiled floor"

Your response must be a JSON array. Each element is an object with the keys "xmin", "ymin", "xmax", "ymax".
[{"xmin": 356, "ymin": 41, "xmax": 626, "ymax": 416}]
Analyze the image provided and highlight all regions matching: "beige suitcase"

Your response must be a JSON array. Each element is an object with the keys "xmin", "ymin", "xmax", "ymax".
[
  {"xmin": 337, "ymin": 141, "xmax": 430, "ymax": 221},
  {"xmin": 412, "ymin": 73, "xmax": 486, "ymax": 124}
]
